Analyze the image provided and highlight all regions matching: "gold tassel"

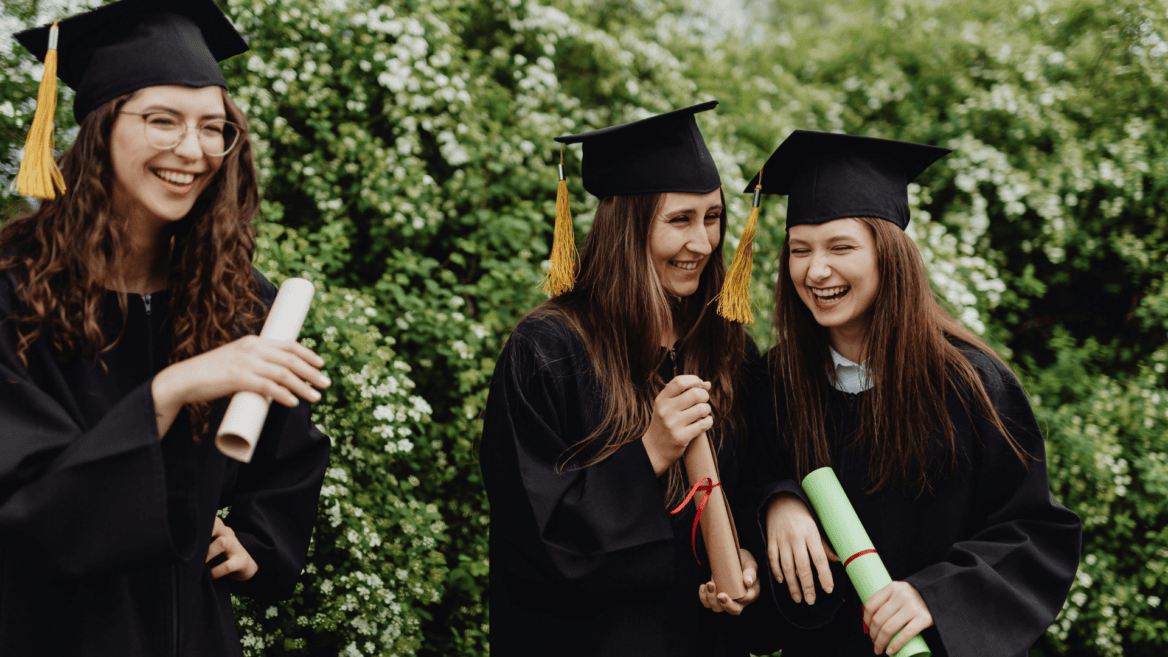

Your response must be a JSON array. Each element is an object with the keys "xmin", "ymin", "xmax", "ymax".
[
  {"xmin": 542, "ymin": 149, "xmax": 577, "ymax": 296},
  {"xmin": 717, "ymin": 168, "xmax": 763, "ymax": 324},
  {"xmin": 16, "ymin": 22, "xmax": 66, "ymax": 200}
]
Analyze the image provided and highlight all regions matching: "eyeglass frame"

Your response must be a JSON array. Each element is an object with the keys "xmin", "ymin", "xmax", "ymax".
[{"xmin": 117, "ymin": 110, "xmax": 243, "ymax": 158}]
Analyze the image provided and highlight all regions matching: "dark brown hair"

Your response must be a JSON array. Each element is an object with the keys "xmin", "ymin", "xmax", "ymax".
[
  {"xmin": 531, "ymin": 191, "xmax": 748, "ymax": 504},
  {"xmin": 771, "ymin": 216, "xmax": 1028, "ymax": 495},
  {"xmin": 0, "ymin": 88, "xmax": 265, "ymax": 438}
]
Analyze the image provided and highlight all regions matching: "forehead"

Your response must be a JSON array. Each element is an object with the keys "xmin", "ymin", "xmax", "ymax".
[
  {"xmin": 123, "ymin": 85, "xmax": 226, "ymax": 115},
  {"xmin": 658, "ymin": 188, "xmax": 723, "ymax": 214},
  {"xmin": 788, "ymin": 217, "xmax": 871, "ymax": 243}
]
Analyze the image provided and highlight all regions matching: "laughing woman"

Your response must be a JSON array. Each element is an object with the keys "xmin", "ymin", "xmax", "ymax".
[
  {"xmin": 0, "ymin": 2, "xmax": 330, "ymax": 655},
  {"xmin": 480, "ymin": 102, "xmax": 762, "ymax": 657},
  {"xmin": 746, "ymin": 131, "xmax": 1081, "ymax": 657}
]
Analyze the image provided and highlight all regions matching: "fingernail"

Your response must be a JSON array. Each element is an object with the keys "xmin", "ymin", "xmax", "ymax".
[
  {"xmin": 825, "ymin": 586, "xmax": 833, "ymax": 594},
  {"xmin": 310, "ymin": 390, "xmax": 322, "ymax": 401},
  {"xmin": 320, "ymin": 374, "xmax": 331, "ymax": 386},
  {"xmin": 807, "ymin": 596, "xmax": 815, "ymax": 605}
]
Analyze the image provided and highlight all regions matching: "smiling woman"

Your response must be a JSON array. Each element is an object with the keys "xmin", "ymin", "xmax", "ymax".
[
  {"xmin": 0, "ymin": 1, "xmax": 330, "ymax": 656},
  {"xmin": 741, "ymin": 131, "xmax": 1081, "ymax": 657},
  {"xmin": 480, "ymin": 102, "xmax": 767, "ymax": 657}
]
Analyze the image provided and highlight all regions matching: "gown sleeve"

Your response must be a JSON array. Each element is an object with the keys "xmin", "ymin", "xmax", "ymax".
[
  {"xmin": 0, "ymin": 281, "xmax": 175, "ymax": 577},
  {"xmin": 221, "ymin": 400, "xmax": 331, "ymax": 599},
  {"xmin": 903, "ymin": 352, "xmax": 1081, "ymax": 657},
  {"xmin": 481, "ymin": 317, "xmax": 675, "ymax": 592}
]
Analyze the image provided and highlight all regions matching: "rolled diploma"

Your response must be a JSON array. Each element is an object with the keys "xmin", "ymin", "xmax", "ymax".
[
  {"xmin": 683, "ymin": 431, "xmax": 746, "ymax": 600},
  {"xmin": 215, "ymin": 277, "xmax": 316, "ymax": 463},
  {"xmin": 801, "ymin": 467, "xmax": 930, "ymax": 657}
]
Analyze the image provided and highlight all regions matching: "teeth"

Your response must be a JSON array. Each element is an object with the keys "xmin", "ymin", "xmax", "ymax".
[
  {"xmin": 154, "ymin": 169, "xmax": 195, "ymax": 185},
  {"xmin": 671, "ymin": 261, "xmax": 700, "ymax": 270},
  {"xmin": 812, "ymin": 286, "xmax": 849, "ymax": 299}
]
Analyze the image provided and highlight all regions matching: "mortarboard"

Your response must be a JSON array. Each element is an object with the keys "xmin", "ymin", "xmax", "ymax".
[
  {"xmin": 743, "ymin": 130, "xmax": 952, "ymax": 230},
  {"xmin": 12, "ymin": 0, "xmax": 248, "ymax": 199},
  {"xmin": 717, "ymin": 131, "xmax": 952, "ymax": 325},
  {"xmin": 542, "ymin": 101, "xmax": 722, "ymax": 296}
]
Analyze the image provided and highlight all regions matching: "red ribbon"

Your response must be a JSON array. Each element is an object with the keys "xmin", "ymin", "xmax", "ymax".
[
  {"xmin": 844, "ymin": 548, "xmax": 877, "ymax": 569},
  {"xmin": 669, "ymin": 477, "xmax": 721, "ymax": 564}
]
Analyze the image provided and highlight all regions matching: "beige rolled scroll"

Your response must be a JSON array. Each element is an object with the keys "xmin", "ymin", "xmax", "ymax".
[
  {"xmin": 215, "ymin": 277, "xmax": 316, "ymax": 463},
  {"xmin": 683, "ymin": 432, "xmax": 747, "ymax": 600}
]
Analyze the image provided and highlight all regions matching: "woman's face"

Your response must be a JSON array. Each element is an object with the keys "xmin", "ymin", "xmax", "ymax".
[
  {"xmin": 108, "ymin": 85, "xmax": 227, "ymax": 227},
  {"xmin": 647, "ymin": 189, "xmax": 723, "ymax": 298},
  {"xmin": 788, "ymin": 217, "xmax": 879, "ymax": 339}
]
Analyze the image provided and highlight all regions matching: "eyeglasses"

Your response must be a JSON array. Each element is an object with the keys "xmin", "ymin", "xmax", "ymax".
[{"xmin": 119, "ymin": 111, "xmax": 242, "ymax": 157}]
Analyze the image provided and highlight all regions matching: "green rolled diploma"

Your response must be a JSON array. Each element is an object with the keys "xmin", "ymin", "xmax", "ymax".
[{"xmin": 801, "ymin": 467, "xmax": 931, "ymax": 657}]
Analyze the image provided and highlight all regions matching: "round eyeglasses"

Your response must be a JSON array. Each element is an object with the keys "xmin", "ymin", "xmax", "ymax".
[{"xmin": 119, "ymin": 111, "xmax": 242, "ymax": 158}]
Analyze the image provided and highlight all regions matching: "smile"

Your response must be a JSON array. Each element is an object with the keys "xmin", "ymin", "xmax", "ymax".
[
  {"xmin": 151, "ymin": 168, "xmax": 199, "ymax": 193},
  {"xmin": 669, "ymin": 260, "xmax": 702, "ymax": 271},
  {"xmin": 810, "ymin": 285, "xmax": 850, "ymax": 308}
]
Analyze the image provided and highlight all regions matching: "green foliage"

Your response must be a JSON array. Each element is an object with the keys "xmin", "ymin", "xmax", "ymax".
[{"xmin": 3, "ymin": 0, "xmax": 1166, "ymax": 654}]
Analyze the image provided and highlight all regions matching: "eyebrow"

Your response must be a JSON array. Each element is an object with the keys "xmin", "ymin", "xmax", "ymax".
[
  {"xmin": 664, "ymin": 205, "xmax": 724, "ymax": 216},
  {"xmin": 789, "ymin": 234, "xmax": 859, "ymax": 246},
  {"xmin": 140, "ymin": 105, "xmax": 227, "ymax": 120}
]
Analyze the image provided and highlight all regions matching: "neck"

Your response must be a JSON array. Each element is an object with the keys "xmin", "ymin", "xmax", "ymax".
[
  {"xmin": 111, "ymin": 214, "xmax": 170, "ymax": 294},
  {"xmin": 828, "ymin": 324, "xmax": 867, "ymax": 364}
]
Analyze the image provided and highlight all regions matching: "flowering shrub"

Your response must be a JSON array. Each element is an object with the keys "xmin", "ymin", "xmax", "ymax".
[{"xmin": 2, "ymin": 0, "xmax": 1166, "ymax": 655}]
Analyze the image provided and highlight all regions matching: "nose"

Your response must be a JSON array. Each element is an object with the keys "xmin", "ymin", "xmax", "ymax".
[
  {"xmin": 807, "ymin": 250, "xmax": 832, "ymax": 281},
  {"xmin": 685, "ymin": 222, "xmax": 714, "ymax": 256},
  {"xmin": 172, "ymin": 125, "xmax": 203, "ymax": 160}
]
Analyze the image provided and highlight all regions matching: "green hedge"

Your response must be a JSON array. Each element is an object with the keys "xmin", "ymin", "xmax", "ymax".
[{"xmin": 2, "ymin": 0, "xmax": 1165, "ymax": 655}]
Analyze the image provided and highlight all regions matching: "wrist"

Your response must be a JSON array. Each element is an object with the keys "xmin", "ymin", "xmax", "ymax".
[{"xmin": 152, "ymin": 364, "xmax": 186, "ymax": 410}]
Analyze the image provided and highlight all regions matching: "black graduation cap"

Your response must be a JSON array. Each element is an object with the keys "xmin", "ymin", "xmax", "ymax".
[
  {"xmin": 15, "ymin": 0, "xmax": 248, "ymax": 123},
  {"xmin": 744, "ymin": 130, "xmax": 952, "ymax": 230},
  {"xmin": 554, "ymin": 100, "xmax": 722, "ymax": 199}
]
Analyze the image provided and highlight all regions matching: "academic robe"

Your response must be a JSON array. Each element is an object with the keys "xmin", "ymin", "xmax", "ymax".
[
  {"xmin": 0, "ymin": 269, "xmax": 331, "ymax": 657},
  {"xmin": 480, "ymin": 315, "xmax": 763, "ymax": 657},
  {"xmin": 746, "ymin": 345, "xmax": 1081, "ymax": 657}
]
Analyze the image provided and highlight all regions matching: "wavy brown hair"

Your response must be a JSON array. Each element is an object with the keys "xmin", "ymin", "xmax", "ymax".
[
  {"xmin": 531, "ymin": 192, "xmax": 748, "ymax": 504},
  {"xmin": 0, "ymin": 88, "xmax": 265, "ymax": 438},
  {"xmin": 771, "ymin": 217, "xmax": 1029, "ymax": 495}
]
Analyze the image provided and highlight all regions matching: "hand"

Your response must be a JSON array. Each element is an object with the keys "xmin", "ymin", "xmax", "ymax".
[
  {"xmin": 642, "ymin": 375, "xmax": 713, "ymax": 476},
  {"xmin": 864, "ymin": 581, "xmax": 933, "ymax": 655},
  {"xmin": 152, "ymin": 335, "xmax": 330, "ymax": 436},
  {"xmin": 206, "ymin": 516, "xmax": 259, "ymax": 581},
  {"xmin": 765, "ymin": 492, "xmax": 839, "ymax": 604},
  {"xmin": 698, "ymin": 548, "xmax": 761, "ymax": 615}
]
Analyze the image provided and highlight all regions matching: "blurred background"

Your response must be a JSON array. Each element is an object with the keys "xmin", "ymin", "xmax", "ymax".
[{"xmin": 2, "ymin": 0, "xmax": 1165, "ymax": 655}]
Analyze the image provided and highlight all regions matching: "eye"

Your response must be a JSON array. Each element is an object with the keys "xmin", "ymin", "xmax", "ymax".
[
  {"xmin": 201, "ymin": 122, "xmax": 225, "ymax": 136},
  {"xmin": 832, "ymin": 245, "xmax": 855, "ymax": 252},
  {"xmin": 146, "ymin": 114, "xmax": 182, "ymax": 129},
  {"xmin": 704, "ymin": 214, "xmax": 720, "ymax": 224},
  {"xmin": 790, "ymin": 248, "xmax": 810, "ymax": 255},
  {"xmin": 668, "ymin": 215, "xmax": 690, "ymax": 224}
]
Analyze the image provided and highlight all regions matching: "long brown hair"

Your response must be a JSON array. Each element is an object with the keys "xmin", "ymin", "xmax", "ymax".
[
  {"xmin": 771, "ymin": 216, "xmax": 1029, "ymax": 495},
  {"xmin": 0, "ymin": 88, "xmax": 265, "ymax": 438},
  {"xmin": 531, "ymin": 192, "xmax": 748, "ymax": 504}
]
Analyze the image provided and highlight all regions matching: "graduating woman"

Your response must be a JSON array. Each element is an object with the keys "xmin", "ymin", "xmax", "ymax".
[
  {"xmin": 0, "ymin": 2, "xmax": 331, "ymax": 655},
  {"xmin": 744, "ymin": 131, "xmax": 1081, "ymax": 657},
  {"xmin": 480, "ymin": 101, "xmax": 764, "ymax": 656}
]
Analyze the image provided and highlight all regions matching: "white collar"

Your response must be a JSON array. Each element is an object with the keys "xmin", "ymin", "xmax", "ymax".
[{"xmin": 828, "ymin": 346, "xmax": 874, "ymax": 394}]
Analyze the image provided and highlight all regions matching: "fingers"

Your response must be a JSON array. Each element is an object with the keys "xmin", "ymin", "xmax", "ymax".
[
  {"xmin": 206, "ymin": 536, "xmax": 227, "ymax": 563},
  {"xmin": 767, "ymin": 532, "xmax": 783, "ymax": 584},
  {"xmin": 677, "ymin": 402, "xmax": 713, "ymax": 426},
  {"xmin": 871, "ymin": 604, "xmax": 910, "ymax": 655},
  {"xmin": 212, "ymin": 516, "xmax": 226, "ymax": 535},
  {"xmin": 700, "ymin": 581, "xmax": 724, "ymax": 612},
  {"xmin": 825, "ymin": 538, "xmax": 841, "ymax": 562},
  {"xmin": 779, "ymin": 544, "xmax": 802, "ymax": 602},
  {"xmin": 792, "ymin": 539, "xmax": 819, "ymax": 604},
  {"xmin": 808, "ymin": 536, "xmax": 835, "ymax": 594},
  {"xmin": 662, "ymin": 375, "xmax": 711, "ymax": 397},
  {"xmin": 886, "ymin": 616, "xmax": 930, "ymax": 655}
]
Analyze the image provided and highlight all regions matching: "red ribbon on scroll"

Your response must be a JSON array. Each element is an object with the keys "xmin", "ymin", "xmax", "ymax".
[{"xmin": 669, "ymin": 476, "xmax": 722, "ymax": 564}]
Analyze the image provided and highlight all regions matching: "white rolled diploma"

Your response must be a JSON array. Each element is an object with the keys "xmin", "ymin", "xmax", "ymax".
[
  {"xmin": 683, "ymin": 431, "xmax": 747, "ymax": 600},
  {"xmin": 215, "ymin": 277, "xmax": 316, "ymax": 463}
]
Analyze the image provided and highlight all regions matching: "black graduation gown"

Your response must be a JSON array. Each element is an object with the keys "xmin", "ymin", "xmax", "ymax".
[
  {"xmin": 0, "ymin": 269, "xmax": 331, "ymax": 657},
  {"xmin": 746, "ymin": 346, "xmax": 1081, "ymax": 657},
  {"xmin": 480, "ymin": 316, "xmax": 758, "ymax": 657}
]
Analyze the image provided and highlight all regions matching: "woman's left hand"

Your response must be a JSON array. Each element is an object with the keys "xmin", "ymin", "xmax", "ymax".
[
  {"xmin": 697, "ymin": 548, "xmax": 761, "ymax": 615},
  {"xmin": 863, "ymin": 581, "xmax": 933, "ymax": 655},
  {"xmin": 206, "ymin": 516, "xmax": 258, "ymax": 581}
]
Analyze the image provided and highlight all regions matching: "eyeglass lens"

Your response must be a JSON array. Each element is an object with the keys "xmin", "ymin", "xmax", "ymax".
[{"xmin": 142, "ymin": 114, "xmax": 240, "ymax": 157}]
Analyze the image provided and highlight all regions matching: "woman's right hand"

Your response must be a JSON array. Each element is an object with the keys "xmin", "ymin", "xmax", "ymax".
[
  {"xmin": 765, "ymin": 492, "xmax": 839, "ymax": 604},
  {"xmin": 151, "ymin": 336, "xmax": 330, "ymax": 436},
  {"xmin": 642, "ymin": 375, "xmax": 713, "ymax": 476}
]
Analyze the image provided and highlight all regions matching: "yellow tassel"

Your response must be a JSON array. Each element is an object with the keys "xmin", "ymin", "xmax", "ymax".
[
  {"xmin": 542, "ymin": 151, "xmax": 577, "ymax": 296},
  {"xmin": 16, "ymin": 22, "xmax": 66, "ymax": 200},
  {"xmin": 717, "ymin": 170, "xmax": 764, "ymax": 324}
]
